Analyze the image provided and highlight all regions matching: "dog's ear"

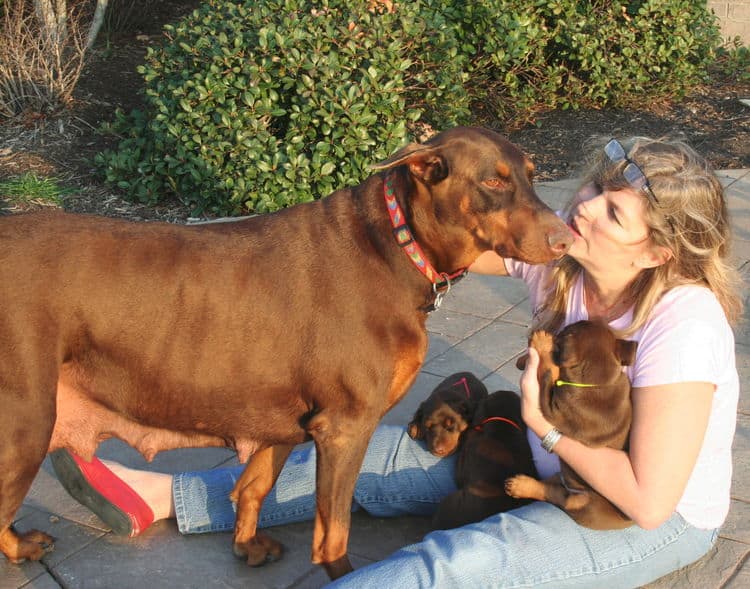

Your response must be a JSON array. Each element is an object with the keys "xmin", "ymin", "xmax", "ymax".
[
  {"xmin": 407, "ymin": 408, "xmax": 425, "ymax": 440},
  {"xmin": 371, "ymin": 143, "xmax": 448, "ymax": 184},
  {"xmin": 615, "ymin": 339, "xmax": 638, "ymax": 366},
  {"xmin": 515, "ymin": 352, "xmax": 529, "ymax": 370}
]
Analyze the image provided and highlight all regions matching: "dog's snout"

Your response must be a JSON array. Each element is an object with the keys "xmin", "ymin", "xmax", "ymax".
[{"xmin": 547, "ymin": 226, "xmax": 573, "ymax": 256}]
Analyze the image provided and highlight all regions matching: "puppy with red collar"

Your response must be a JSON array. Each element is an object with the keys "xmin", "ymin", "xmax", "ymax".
[
  {"xmin": 407, "ymin": 372, "xmax": 488, "ymax": 457},
  {"xmin": 432, "ymin": 389, "xmax": 537, "ymax": 529}
]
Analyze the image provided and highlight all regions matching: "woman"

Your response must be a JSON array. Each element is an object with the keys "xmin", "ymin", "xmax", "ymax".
[{"xmin": 51, "ymin": 136, "xmax": 741, "ymax": 588}]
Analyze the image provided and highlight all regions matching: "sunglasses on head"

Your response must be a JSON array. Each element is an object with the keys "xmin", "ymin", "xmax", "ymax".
[{"xmin": 604, "ymin": 139, "xmax": 660, "ymax": 205}]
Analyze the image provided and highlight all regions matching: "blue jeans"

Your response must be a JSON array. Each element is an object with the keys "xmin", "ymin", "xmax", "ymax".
[{"xmin": 172, "ymin": 425, "xmax": 717, "ymax": 588}]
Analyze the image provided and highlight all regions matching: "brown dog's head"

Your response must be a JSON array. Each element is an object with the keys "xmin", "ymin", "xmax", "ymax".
[
  {"xmin": 371, "ymin": 126, "xmax": 573, "ymax": 268},
  {"xmin": 408, "ymin": 372, "xmax": 488, "ymax": 457},
  {"xmin": 553, "ymin": 320, "xmax": 637, "ymax": 387}
]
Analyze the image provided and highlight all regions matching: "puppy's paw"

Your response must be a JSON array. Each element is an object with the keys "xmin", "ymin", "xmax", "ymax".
[
  {"xmin": 504, "ymin": 474, "xmax": 536, "ymax": 499},
  {"xmin": 529, "ymin": 331, "xmax": 554, "ymax": 355}
]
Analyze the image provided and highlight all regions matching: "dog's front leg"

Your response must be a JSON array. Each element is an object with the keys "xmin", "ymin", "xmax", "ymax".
[
  {"xmin": 307, "ymin": 409, "xmax": 376, "ymax": 580},
  {"xmin": 230, "ymin": 443, "xmax": 294, "ymax": 566},
  {"xmin": 505, "ymin": 474, "xmax": 590, "ymax": 512}
]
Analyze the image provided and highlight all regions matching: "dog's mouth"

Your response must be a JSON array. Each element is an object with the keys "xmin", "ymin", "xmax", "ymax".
[{"xmin": 430, "ymin": 445, "xmax": 458, "ymax": 458}]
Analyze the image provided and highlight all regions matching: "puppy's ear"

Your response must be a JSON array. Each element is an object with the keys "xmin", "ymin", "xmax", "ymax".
[
  {"xmin": 556, "ymin": 341, "xmax": 580, "ymax": 367},
  {"xmin": 615, "ymin": 339, "xmax": 638, "ymax": 366},
  {"xmin": 457, "ymin": 399, "xmax": 475, "ymax": 423},
  {"xmin": 407, "ymin": 422, "xmax": 423, "ymax": 440},
  {"xmin": 407, "ymin": 408, "xmax": 425, "ymax": 440},
  {"xmin": 515, "ymin": 352, "xmax": 529, "ymax": 370}
]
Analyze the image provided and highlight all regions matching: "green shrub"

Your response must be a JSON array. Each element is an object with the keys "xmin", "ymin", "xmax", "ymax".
[
  {"xmin": 715, "ymin": 37, "xmax": 750, "ymax": 82},
  {"xmin": 96, "ymin": 0, "xmax": 470, "ymax": 215},
  {"xmin": 97, "ymin": 0, "xmax": 722, "ymax": 215},
  {"xmin": 535, "ymin": 0, "xmax": 721, "ymax": 108},
  {"xmin": 428, "ymin": 0, "xmax": 721, "ymax": 115}
]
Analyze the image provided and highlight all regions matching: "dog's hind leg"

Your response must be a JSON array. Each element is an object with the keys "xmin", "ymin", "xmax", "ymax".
[
  {"xmin": 0, "ymin": 371, "xmax": 57, "ymax": 563},
  {"xmin": 230, "ymin": 443, "xmax": 294, "ymax": 567}
]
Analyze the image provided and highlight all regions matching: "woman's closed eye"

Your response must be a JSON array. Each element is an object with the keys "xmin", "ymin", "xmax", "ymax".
[{"xmin": 608, "ymin": 202, "xmax": 622, "ymax": 226}]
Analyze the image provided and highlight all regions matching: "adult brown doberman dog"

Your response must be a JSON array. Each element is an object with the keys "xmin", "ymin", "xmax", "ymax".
[
  {"xmin": 0, "ymin": 126, "xmax": 572, "ymax": 579},
  {"xmin": 505, "ymin": 320, "xmax": 637, "ymax": 529}
]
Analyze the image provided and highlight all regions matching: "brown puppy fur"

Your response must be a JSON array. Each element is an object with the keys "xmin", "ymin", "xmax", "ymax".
[
  {"xmin": 407, "ymin": 371, "xmax": 488, "ymax": 457},
  {"xmin": 506, "ymin": 320, "xmax": 637, "ymax": 530},
  {"xmin": 0, "ymin": 127, "xmax": 572, "ymax": 577},
  {"xmin": 432, "ymin": 389, "xmax": 537, "ymax": 529}
]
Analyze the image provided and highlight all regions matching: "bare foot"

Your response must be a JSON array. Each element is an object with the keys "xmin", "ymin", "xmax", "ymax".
[{"xmin": 100, "ymin": 460, "xmax": 176, "ymax": 521}]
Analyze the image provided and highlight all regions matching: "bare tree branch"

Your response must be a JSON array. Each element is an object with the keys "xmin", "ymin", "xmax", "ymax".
[{"xmin": 86, "ymin": 0, "xmax": 110, "ymax": 51}]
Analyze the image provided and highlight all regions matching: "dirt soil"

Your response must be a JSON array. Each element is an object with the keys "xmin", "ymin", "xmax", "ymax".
[{"xmin": 1, "ymin": 0, "xmax": 748, "ymax": 222}]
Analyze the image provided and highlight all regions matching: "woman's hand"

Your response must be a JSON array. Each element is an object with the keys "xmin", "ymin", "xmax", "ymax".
[
  {"xmin": 519, "ymin": 347, "xmax": 553, "ymax": 437},
  {"xmin": 468, "ymin": 251, "xmax": 508, "ymax": 275}
]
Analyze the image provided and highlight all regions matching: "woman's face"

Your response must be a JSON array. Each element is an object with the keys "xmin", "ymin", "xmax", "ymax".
[{"xmin": 567, "ymin": 183, "xmax": 654, "ymax": 273}]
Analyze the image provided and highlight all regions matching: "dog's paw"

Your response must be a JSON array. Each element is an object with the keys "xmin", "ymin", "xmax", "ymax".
[
  {"xmin": 233, "ymin": 531, "xmax": 284, "ymax": 567},
  {"xmin": 529, "ymin": 331, "xmax": 555, "ymax": 355},
  {"xmin": 504, "ymin": 474, "xmax": 535, "ymax": 499},
  {"xmin": 1, "ymin": 529, "xmax": 54, "ymax": 563}
]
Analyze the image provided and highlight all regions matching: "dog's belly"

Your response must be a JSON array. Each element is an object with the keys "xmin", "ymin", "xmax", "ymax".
[{"xmin": 49, "ymin": 363, "xmax": 277, "ymax": 463}]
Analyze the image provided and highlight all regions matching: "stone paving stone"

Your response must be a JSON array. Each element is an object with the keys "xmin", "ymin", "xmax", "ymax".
[
  {"xmin": 424, "ymin": 332, "xmax": 459, "ymax": 363},
  {"xmin": 731, "ymin": 238, "xmax": 750, "ymax": 269},
  {"xmin": 440, "ymin": 273, "xmax": 530, "ymax": 320},
  {"xmin": 724, "ymin": 557, "xmax": 750, "ymax": 589},
  {"xmin": 17, "ymin": 574, "xmax": 61, "ymax": 589},
  {"xmin": 536, "ymin": 179, "xmax": 580, "ymax": 210},
  {"xmin": 642, "ymin": 538, "xmax": 750, "ymax": 588},
  {"xmin": 721, "ymin": 498, "xmax": 750, "ymax": 544},
  {"xmin": 425, "ymin": 307, "xmax": 493, "ymax": 341},
  {"xmin": 422, "ymin": 319, "xmax": 528, "ymax": 379},
  {"xmin": 737, "ymin": 343, "xmax": 750, "ymax": 414},
  {"xmin": 720, "ymin": 170, "xmax": 750, "ymax": 182},
  {"xmin": 50, "ymin": 520, "xmax": 312, "ymax": 589},
  {"xmin": 0, "ymin": 560, "xmax": 47, "ymax": 589},
  {"xmin": 732, "ymin": 413, "xmax": 750, "ymax": 503}
]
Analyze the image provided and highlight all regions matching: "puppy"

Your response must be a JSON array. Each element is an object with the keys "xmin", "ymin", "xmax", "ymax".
[
  {"xmin": 408, "ymin": 372, "xmax": 488, "ymax": 457},
  {"xmin": 505, "ymin": 320, "xmax": 637, "ymax": 529},
  {"xmin": 432, "ymin": 389, "xmax": 537, "ymax": 529}
]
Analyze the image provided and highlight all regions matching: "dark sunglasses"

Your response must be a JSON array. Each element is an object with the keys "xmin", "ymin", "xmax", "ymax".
[{"xmin": 604, "ymin": 139, "xmax": 660, "ymax": 204}]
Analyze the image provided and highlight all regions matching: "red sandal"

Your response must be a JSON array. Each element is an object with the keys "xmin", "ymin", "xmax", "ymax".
[{"xmin": 49, "ymin": 449, "xmax": 154, "ymax": 537}]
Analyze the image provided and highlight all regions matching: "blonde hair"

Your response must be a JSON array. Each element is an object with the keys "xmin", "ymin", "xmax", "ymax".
[{"xmin": 536, "ymin": 136, "xmax": 742, "ymax": 336}]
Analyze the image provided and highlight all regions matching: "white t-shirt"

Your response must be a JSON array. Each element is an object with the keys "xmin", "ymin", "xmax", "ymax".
[{"xmin": 505, "ymin": 258, "xmax": 739, "ymax": 530}]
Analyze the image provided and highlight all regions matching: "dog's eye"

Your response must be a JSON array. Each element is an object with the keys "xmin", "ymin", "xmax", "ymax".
[{"xmin": 483, "ymin": 178, "xmax": 509, "ymax": 190}]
